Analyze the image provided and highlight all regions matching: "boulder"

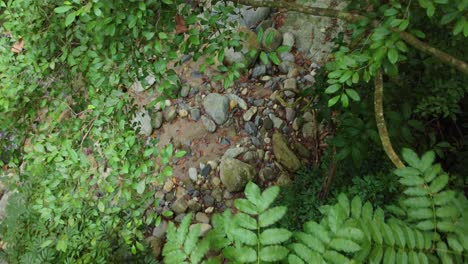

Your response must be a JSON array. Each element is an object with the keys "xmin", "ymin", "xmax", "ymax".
[
  {"xmin": 203, "ymin": 93, "xmax": 229, "ymax": 125},
  {"xmin": 220, "ymin": 158, "xmax": 256, "ymax": 192},
  {"xmin": 272, "ymin": 132, "xmax": 301, "ymax": 172}
]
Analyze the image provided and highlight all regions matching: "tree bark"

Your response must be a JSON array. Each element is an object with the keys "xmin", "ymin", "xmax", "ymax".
[
  {"xmin": 374, "ymin": 70, "xmax": 405, "ymax": 169},
  {"xmin": 233, "ymin": 0, "xmax": 468, "ymax": 75}
]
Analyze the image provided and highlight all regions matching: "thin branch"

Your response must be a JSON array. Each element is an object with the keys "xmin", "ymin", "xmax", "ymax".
[{"xmin": 374, "ymin": 69, "xmax": 405, "ymax": 169}]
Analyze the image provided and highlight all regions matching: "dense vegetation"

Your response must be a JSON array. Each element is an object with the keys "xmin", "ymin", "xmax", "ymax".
[{"xmin": 0, "ymin": 0, "xmax": 467, "ymax": 263}]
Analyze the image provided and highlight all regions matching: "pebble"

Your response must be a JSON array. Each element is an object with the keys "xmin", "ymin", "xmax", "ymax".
[
  {"xmin": 303, "ymin": 112, "xmax": 314, "ymax": 122},
  {"xmin": 152, "ymin": 220, "xmax": 168, "ymax": 238},
  {"xmin": 153, "ymin": 111, "xmax": 163, "ymax": 129},
  {"xmin": 223, "ymin": 147, "xmax": 247, "ymax": 159},
  {"xmin": 260, "ymin": 166, "xmax": 276, "ymax": 181},
  {"xmin": 269, "ymin": 114, "xmax": 285, "ymax": 129},
  {"xmin": 178, "ymin": 109, "xmax": 189, "ymax": 118},
  {"xmin": 279, "ymin": 52, "xmax": 295, "ymax": 62},
  {"xmin": 191, "ymin": 71, "xmax": 203, "ymax": 78},
  {"xmin": 243, "ymin": 106, "xmax": 258, "ymax": 121},
  {"xmin": 243, "ymin": 151, "xmax": 255, "ymax": 162},
  {"xmin": 188, "ymin": 167, "xmax": 198, "ymax": 182},
  {"xmin": 207, "ymin": 160, "xmax": 218, "ymax": 170},
  {"xmin": 200, "ymin": 164, "xmax": 211, "ymax": 177},
  {"xmin": 241, "ymin": 88, "xmax": 248, "ymax": 95},
  {"xmin": 251, "ymin": 137, "xmax": 262, "ymax": 147},
  {"xmin": 220, "ymin": 137, "xmax": 231, "ymax": 145},
  {"xmin": 304, "ymin": 74, "xmax": 315, "ymax": 83},
  {"xmin": 163, "ymin": 179, "xmax": 174, "ymax": 192},
  {"xmin": 188, "ymin": 199, "xmax": 201, "ymax": 212},
  {"xmin": 195, "ymin": 212, "xmax": 210, "ymax": 224},
  {"xmin": 229, "ymin": 100, "xmax": 238, "ymax": 110},
  {"xmin": 282, "ymin": 32, "xmax": 295, "ymax": 47},
  {"xmin": 283, "ymin": 78, "xmax": 297, "ymax": 91},
  {"xmin": 212, "ymin": 189, "xmax": 223, "ymax": 202},
  {"xmin": 244, "ymin": 121, "xmax": 258, "ymax": 136},
  {"xmin": 205, "ymin": 207, "xmax": 214, "ymax": 214},
  {"xmin": 226, "ymin": 94, "xmax": 248, "ymax": 110},
  {"xmin": 292, "ymin": 117, "xmax": 303, "ymax": 131},
  {"xmin": 201, "ymin": 116, "xmax": 216, "ymax": 133},
  {"xmin": 263, "ymin": 117, "xmax": 273, "ymax": 130},
  {"xmin": 171, "ymin": 198, "xmax": 188, "ymax": 214},
  {"xmin": 260, "ymin": 75, "xmax": 272, "ymax": 82},
  {"xmin": 286, "ymin": 108, "xmax": 296, "ymax": 122},
  {"xmin": 302, "ymin": 121, "xmax": 316, "ymax": 138},
  {"xmin": 163, "ymin": 106, "xmax": 177, "ymax": 122},
  {"xmin": 181, "ymin": 85, "xmax": 190, "ymax": 97},
  {"xmin": 212, "ymin": 177, "xmax": 221, "ymax": 187},
  {"xmin": 190, "ymin": 108, "xmax": 201, "ymax": 121},
  {"xmin": 253, "ymin": 99, "xmax": 264, "ymax": 106},
  {"xmin": 252, "ymin": 64, "xmax": 266, "ymax": 79},
  {"xmin": 264, "ymin": 151, "xmax": 271, "ymax": 162},
  {"xmin": 264, "ymin": 137, "xmax": 271, "ymax": 144},
  {"xmin": 189, "ymin": 87, "xmax": 199, "ymax": 96},
  {"xmin": 176, "ymin": 186, "xmax": 187, "ymax": 199}
]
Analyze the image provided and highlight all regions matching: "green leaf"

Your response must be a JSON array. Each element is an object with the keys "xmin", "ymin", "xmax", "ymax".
[
  {"xmin": 328, "ymin": 95, "xmax": 340, "ymax": 107},
  {"xmin": 268, "ymin": 52, "xmax": 281, "ymax": 65},
  {"xmin": 289, "ymin": 243, "xmax": 318, "ymax": 263},
  {"xmin": 387, "ymin": 48, "xmax": 398, "ymax": 64},
  {"xmin": 136, "ymin": 180, "xmax": 146, "ymax": 194},
  {"xmin": 158, "ymin": 32, "xmax": 168, "ymax": 39},
  {"xmin": 234, "ymin": 213, "xmax": 257, "ymax": 230},
  {"xmin": 258, "ymin": 185, "xmax": 280, "ymax": 212},
  {"xmin": 235, "ymin": 247, "xmax": 257, "ymax": 262},
  {"xmin": 40, "ymin": 240, "xmax": 54, "ymax": 248},
  {"xmin": 65, "ymin": 12, "xmax": 76, "ymax": 27},
  {"xmin": 276, "ymin": 45, "xmax": 290, "ymax": 53},
  {"xmin": 260, "ymin": 228, "xmax": 292, "ymax": 245},
  {"xmin": 351, "ymin": 196, "xmax": 362, "ymax": 218},
  {"xmin": 416, "ymin": 220, "xmax": 436, "ymax": 231},
  {"xmin": 394, "ymin": 167, "xmax": 421, "ymax": 178},
  {"xmin": 429, "ymin": 174, "xmax": 449, "ymax": 193},
  {"xmin": 56, "ymin": 236, "xmax": 68, "ymax": 252},
  {"xmin": 401, "ymin": 148, "xmax": 420, "ymax": 168},
  {"xmin": 340, "ymin": 94, "xmax": 349, "ymax": 107},
  {"xmin": 184, "ymin": 224, "xmax": 200, "ymax": 254},
  {"xmin": 175, "ymin": 150, "xmax": 186, "ymax": 158},
  {"xmin": 345, "ymin": 88, "xmax": 360, "ymax": 101},
  {"xmin": 260, "ymin": 245, "xmax": 289, "ymax": 262},
  {"xmin": 404, "ymin": 187, "xmax": 429, "ymax": 196},
  {"xmin": 54, "ymin": 5, "xmax": 73, "ymax": 13},
  {"xmin": 294, "ymin": 232, "xmax": 325, "ymax": 253},
  {"xmin": 433, "ymin": 191, "xmax": 456, "ymax": 205},
  {"xmin": 260, "ymin": 51, "xmax": 269, "ymax": 65},
  {"xmin": 288, "ymin": 254, "xmax": 306, "ymax": 264},
  {"xmin": 436, "ymin": 205, "xmax": 459, "ymax": 218},
  {"xmin": 304, "ymin": 221, "xmax": 330, "ymax": 244},
  {"xmin": 235, "ymin": 199, "xmax": 258, "ymax": 215},
  {"xmin": 408, "ymin": 208, "xmax": 433, "ymax": 220},
  {"xmin": 259, "ymin": 206, "xmax": 287, "ymax": 227},
  {"xmin": 337, "ymin": 193, "xmax": 350, "ymax": 217},
  {"xmin": 418, "ymin": 151, "xmax": 435, "ymax": 172},
  {"xmin": 325, "ymin": 84, "xmax": 341, "ymax": 94},
  {"xmin": 329, "ymin": 238, "xmax": 361, "ymax": 253},
  {"xmin": 323, "ymin": 250, "xmax": 350, "ymax": 264},
  {"xmin": 245, "ymin": 182, "xmax": 262, "ymax": 206},
  {"xmin": 403, "ymin": 197, "xmax": 432, "ymax": 208},
  {"xmin": 232, "ymin": 228, "xmax": 257, "ymax": 246},
  {"xmin": 97, "ymin": 201, "xmax": 105, "ymax": 212}
]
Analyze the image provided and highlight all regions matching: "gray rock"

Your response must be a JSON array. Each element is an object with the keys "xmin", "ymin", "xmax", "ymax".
[
  {"xmin": 132, "ymin": 109, "xmax": 152, "ymax": 136},
  {"xmin": 283, "ymin": 78, "xmax": 297, "ymax": 91},
  {"xmin": 171, "ymin": 198, "xmax": 188, "ymax": 214},
  {"xmin": 175, "ymin": 213, "xmax": 186, "ymax": 223},
  {"xmin": 212, "ymin": 188, "xmax": 223, "ymax": 202},
  {"xmin": 220, "ymin": 158, "xmax": 256, "ymax": 192},
  {"xmin": 235, "ymin": 6, "xmax": 271, "ymax": 28},
  {"xmin": 201, "ymin": 116, "xmax": 216, "ymax": 133},
  {"xmin": 269, "ymin": 114, "xmax": 284, "ymax": 129},
  {"xmin": 196, "ymin": 212, "xmax": 210, "ymax": 224},
  {"xmin": 263, "ymin": 117, "xmax": 274, "ymax": 130},
  {"xmin": 188, "ymin": 167, "xmax": 198, "ymax": 182},
  {"xmin": 302, "ymin": 121, "xmax": 316, "ymax": 138},
  {"xmin": 253, "ymin": 99, "xmax": 265, "ymax": 106},
  {"xmin": 130, "ymin": 74, "xmax": 156, "ymax": 93},
  {"xmin": 203, "ymin": 93, "xmax": 229, "ymax": 125},
  {"xmin": 149, "ymin": 237, "xmax": 164, "ymax": 258},
  {"xmin": 165, "ymin": 193, "xmax": 175, "ymax": 203},
  {"xmin": 152, "ymin": 220, "xmax": 168, "ymax": 239},
  {"xmin": 285, "ymin": 107, "xmax": 296, "ymax": 122},
  {"xmin": 262, "ymin": 27, "xmax": 282, "ymax": 52},
  {"xmin": 226, "ymin": 93, "xmax": 248, "ymax": 110},
  {"xmin": 163, "ymin": 106, "xmax": 177, "ymax": 122},
  {"xmin": 181, "ymin": 85, "xmax": 190, "ymax": 97},
  {"xmin": 153, "ymin": 111, "xmax": 163, "ymax": 129},
  {"xmin": 278, "ymin": 61, "xmax": 295, "ymax": 74},
  {"xmin": 252, "ymin": 64, "xmax": 266, "ymax": 78},
  {"xmin": 272, "ymin": 132, "xmax": 301, "ymax": 172},
  {"xmin": 303, "ymin": 112, "xmax": 314, "ymax": 122},
  {"xmin": 0, "ymin": 191, "xmax": 10, "ymax": 220},
  {"xmin": 292, "ymin": 117, "xmax": 303, "ymax": 131},
  {"xmin": 188, "ymin": 199, "xmax": 201, "ymax": 212},
  {"xmin": 251, "ymin": 137, "xmax": 262, "ymax": 147},
  {"xmin": 282, "ymin": 32, "xmax": 295, "ymax": 47},
  {"xmin": 190, "ymin": 108, "xmax": 201, "ymax": 121},
  {"xmin": 223, "ymin": 147, "xmax": 247, "ymax": 159},
  {"xmin": 279, "ymin": 52, "xmax": 295, "ymax": 62},
  {"xmin": 277, "ymin": 172, "xmax": 292, "ymax": 186},
  {"xmin": 243, "ymin": 106, "xmax": 258, "ymax": 121},
  {"xmin": 245, "ymin": 121, "xmax": 258, "ymax": 136},
  {"xmin": 243, "ymin": 151, "xmax": 255, "ymax": 162},
  {"xmin": 304, "ymin": 74, "xmax": 315, "ymax": 83},
  {"xmin": 220, "ymin": 137, "xmax": 231, "ymax": 145},
  {"xmin": 203, "ymin": 195, "xmax": 215, "ymax": 207},
  {"xmin": 200, "ymin": 164, "xmax": 211, "ymax": 177},
  {"xmin": 260, "ymin": 166, "xmax": 277, "ymax": 181}
]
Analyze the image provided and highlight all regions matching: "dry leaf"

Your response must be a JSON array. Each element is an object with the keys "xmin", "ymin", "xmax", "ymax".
[
  {"xmin": 11, "ymin": 37, "xmax": 24, "ymax": 53},
  {"xmin": 175, "ymin": 15, "xmax": 187, "ymax": 34}
]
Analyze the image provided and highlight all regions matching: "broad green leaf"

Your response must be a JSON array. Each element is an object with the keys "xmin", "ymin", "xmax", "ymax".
[
  {"xmin": 234, "ymin": 213, "xmax": 257, "ymax": 230},
  {"xmin": 390, "ymin": 223, "xmax": 406, "ymax": 247},
  {"xmin": 260, "ymin": 245, "xmax": 289, "ymax": 262},
  {"xmin": 380, "ymin": 223, "xmax": 395, "ymax": 246},
  {"xmin": 258, "ymin": 185, "xmax": 280, "ymax": 212},
  {"xmin": 268, "ymin": 52, "xmax": 281, "ymax": 65},
  {"xmin": 259, "ymin": 206, "xmax": 287, "ymax": 227},
  {"xmin": 447, "ymin": 234, "xmax": 463, "ymax": 253},
  {"xmin": 184, "ymin": 224, "xmax": 200, "ymax": 254},
  {"xmin": 408, "ymin": 208, "xmax": 433, "ymax": 220},
  {"xmin": 351, "ymin": 196, "xmax": 362, "ymax": 218},
  {"xmin": 340, "ymin": 93, "xmax": 349, "ymax": 107},
  {"xmin": 232, "ymin": 228, "xmax": 257, "ymax": 245},
  {"xmin": 304, "ymin": 221, "xmax": 330, "ymax": 244},
  {"xmin": 436, "ymin": 206, "xmax": 459, "ymax": 218},
  {"xmin": 429, "ymin": 174, "xmax": 449, "ymax": 193},
  {"xmin": 54, "ymin": 5, "xmax": 73, "ymax": 13},
  {"xmin": 98, "ymin": 201, "xmax": 105, "ymax": 212},
  {"xmin": 368, "ymin": 244, "xmax": 384, "ymax": 263},
  {"xmin": 418, "ymin": 151, "xmax": 435, "ymax": 172},
  {"xmin": 336, "ymin": 227, "xmax": 364, "ymax": 241},
  {"xmin": 368, "ymin": 219, "xmax": 383, "ymax": 244},
  {"xmin": 260, "ymin": 228, "xmax": 291, "ymax": 245},
  {"xmin": 289, "ymin": 243, "xmax": 316, "ymax": 263},
  {"xmin": 394, "ymin": 167, "xmax": 421, "ymax": 178},
  {"xmin": 345, "ymin": 88, "xmax": 360, "ymax": 101},
  {"xmin": 329, "ymin": 238, "xmax": 361, "ymax": 252},
  {"xmin": 136, "ymin": 180, "xmax": 145, "ymax": 194},
  {"xmin": 234, "ymin": 199, "xmax": 258, "ymax": 215},
  {"xmin": 294, "ymin": 232, "xmax": 325, "ymax": 253},
  {"xmin": 383, "ymin": 247, "xmax": 396, "ymax": 264},
  {"xmin": 244, "ymin": 182, "xmax": 262, "ymax": 206},
  {"xmin": 387, "ymin": 48, "xmax": 399, "ymax": 64},
  {"xmin": 325, "ymin": 84, "xmax": 341, "ymax": 94},
  {"xmin": 65, "ymin": 12, "xmax": 76, "ymax": 27},
  {"xmin": 434, "ymin": 191, "xmax": 456, "ymax": 205},
  {"xmin": 323, "ymin": 250, "xmax": 350, "ymax": 264},
  {"xmin": 362, "ymin": 202, "xmax": 373, "ymax": 220},
  {"xmin": 328, "ymin": 95, "xmax": 340, "ymax": 107},
  {"xmin": 404, "ymin": 187, "xmax": 428, "ymax": 196},
  {"xmin": 337, "ymin": 193, "xmax": 350, "ymax": 217},
  {"xmin": 403, "ymin": 197, "xmax": 432, "ymax": 208},
  {"xmin": 260, "ymin": 51, "xmax": 269, "ymax": 65},
  {"xmin": 401, "ymin": 148, "xmax": 420, "ymax": 168},
  {"xmin": 399, "ymin": 176, "xmax": 425, "ymax": 186},
  {"xmin": 416, "ymin": 220, "xmax": 436, "ymax": 231},
  {"xmin": 288, "ymin": 254, "xmax": 305, "ymax": 264}
]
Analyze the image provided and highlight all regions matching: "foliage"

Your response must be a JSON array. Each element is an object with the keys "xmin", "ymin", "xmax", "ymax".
[{"xmin": 163, "ymin": 149, "xmax": 467, "ymax": 263}]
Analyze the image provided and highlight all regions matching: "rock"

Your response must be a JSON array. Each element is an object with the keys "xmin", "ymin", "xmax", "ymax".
[
  {"xmin": 269, "ymin": 114, "xmax": 285, "ymax": 129},
  {"xmin": 201, "ymin": 116, "xmax": 217, "ymax": 133},
  {"xmin": 278, "ymin": 61, "xmax": 295, "ymax": 74},
  {"xmin": 223, "ymin": 147, "xmax": 247, "ymax": 159},
  {"xmin": 149, "ymin": 237, "xmax": 163, "ymax": 258},
  {"xmin": 294, "ymin": 142, "xmax": 311, "ymax": 159},
  {"xmin": 181, "ymin": 85, "xmax": 190, "ymax": 97},
  {"xmin": 188, "ymin": 199, "xmax": 201, "ymax": 212},
  {"xmin": 200, "ymin": 164, "xmax": 211, "ymax": 177},
  {"xmin": 263, "ymin": 117, "xmax": 274, "ymax": 130},
  {"xmin": 252, "ymin": 64, "xmax": 266, "ymax": 78},
  {"xmin": 302, "ymin": 121, "xmax": 316, "ymax": 138},
  {"xmin": 292, "ymin": 117, "xmax": 303, "ymax": 131},
  {"xmin": 176, "ymin": 186, "xmax": 187, "ymax": 199},
  {"xmin": 304, "ymin": 74, "xmax": 315, "ymax": 83},
  {"xmin": 132, "ymin": 109, "xmax": 152, "ymax": 136},
  {"xmin": 163, "ymin": 179, "xmax": 174, "ymax": 192},
  {"xmin": 165, "ymin": 192, "xmax": 175, "ymax": 202},
  {"xmin": 163, "ymin": 106, "xmax": 177, "ymax": 122},
  {"xmin": 130, "ymin": 74, "xmax": 156, "ymax": 93},
  {"xmin": 152, "ymin": 220, "xmax": 168, "ymax": 238},
  {"xmin": 175, "ymin": 213, "xmax": 186, "ymax": 223},
  {"xmin": 283, "ymin": 78, "xmax": 297, "ymax": 91},
  {"xmin": 190, "ymin": 108, "xmax": 201, "ymax": 121},
  {"xmin": 244, "ymin": 121, "xmax": 258, "ymax": 136},
  {"xmin": 205, "ymin": 207, "xmax": 214, "ymax": 214},
  {"xmin": 212, "ymin": 177, "xmax": 221, "ymax": 187},
  {"xmin": 232, "ymin": 6, "xmax": 270, "ymax": 28},
  {"xmin": 277, "ymin": 172, "xmax": 292, "ymax": 186},
  {"xmin": 212, "ymin": 188, "xmax": 223, "ymax": 202},
  {"xmin": 226, "ymin": 93, "xmax": 248, "ymax": 110},
  {"xmin": 285, "ymin": 107, "xmax": 296, "ymax": 122},
  {"xmin": 229, "ymin": 100, "xmax": 238, "ymax": 110},
  {"xmin": 171, "ymin": 198, "xmax": 188, "ymax": 214},
  {"xmin": 303, "ymin": 112, "xmax": 314, "ymax": 122},
  {"xmin": 262, "ymin": 27, "xmax": 282, "ymax": 52},
  {"xmin": 203, "ymin": 195, "xmax": 215, "ymax": 207},
  {"xmin": 259, "ymin": 166, "xmax": 277, "ymax": 181},
  {"xmin": 282, "ymin": 32, "xmax": 295, "ymax": 47},
  {"xmin": 203, "ymin": 93, "xmax": 229, "ymax": 125},
  {"xmin": 153, "ymin": 111, "xmax": 163, "ymax": 129},
  {"xmin": 208, "ymin": 160, "xmax": 218, "ymax": 170},
  {"xmin": 279, "ymin": 52, "xmax": 295, "ymax": 62},
  {"xmin": 178, "ymin": 109, "xmax": 189, "ymax": 118},
  {"xmin": 190, "ymin": 223, "xmax": 212, "ymax": 237},
  {"xmin": 243, "ymin": 106, "xmax": 258, "ymax": 121},
  {"xmin": 0, "ymin": 191, "xmax": 10, "ymax": 220},
  {"xmin": 188, "ymin": 167, "xmax": 198, "ymax": 182},
  {"xmin": 224, "ymin": 27, "xmax": 260, "ymax": 67},
  {"xmin": 243, "ymin": 151, "xmax": 255, "ymax": 162},
  {"xmin": 251, "ymin": 137, "xmax": 262, "ymax": 147},
  {"xmin": 264, "ymin": 137, "xmax": 271, "ymax": 144},
  {"xmin": 220, "ymin": 137, "xmax": 231, "ymax": 145},
  {"xmin": 220, "ymin": 158, "xmax": 256, "ymax": 192},
  {"xmin": 253, "ymin": 99, "xmax": 265, "ymax": 106},
  {"xmin": 272, "ymin": 132, "xmax": 301, "ymax": 172},
  {"xmin": 196, "ymin": 212, "xmax": 210, "ymax": 224}
]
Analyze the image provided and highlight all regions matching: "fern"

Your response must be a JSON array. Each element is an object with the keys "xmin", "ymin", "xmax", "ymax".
[
  {"xmin": 162, "ymin": 213, "xmax": 211, "ymax": 264},
  {"xmin": 208, "ymin": 182, "xmax": 292, "ymax": 263}
]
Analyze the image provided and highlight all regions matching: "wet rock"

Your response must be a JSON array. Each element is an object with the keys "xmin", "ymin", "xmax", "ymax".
[
  {"xmin": 190, "ymin": 108, "xmax": 201, "ymax": 121},
  {"xmin": 282, "ymin": 32, "xmax": 295, "ymax": 47},
  {"xmin": 251, "ymin": 137, "xmax": 262, "ymax": 147},
  {"xmin": 153, "ymin": 111, "xmax": 163, "ymax": 129},
  {"xmin": 245, "ymin": 121, "xmax": 258, "ymax": 136},
  {"xmin": 176, "ymin": 186, "xmax": 187, "ymax": 200},
  {"xmin": 171, "ymin": 198, "xmax": 188, "ymax": 214},
  {"xmin": 201, "ymin": 116, "xmax": 216, "ymax": 133},
  {"xmin": 132, "ymin": 109, "xmax": 152, "ymax": 136},
  {"xmin": 163, "ymin": 106, "xmax": 177, "ymax": 122},
  {"xmin": 262, "ymin": 27, "xmax": 282, "ymax": 52},
  {"xmin": 203, "ymin": 93, "xmax": 229, "ymax": 125},
  {"xmin": 278, "ymin": 61, "xmax": 295, "ymax": 74},
  {"xmin": 269, "ymin": 114, "xmax": 285, "ymax": 129},
  {"xmin": 188, "ymin": 199, "xmax": 202, "ymax": 212},
  {"xmin": 223, "ymin": 147, "xmax": 247, "ymax": 159},
  {"xmin": 220, "ymin": 137, "xmax": 231, "ymax": 145},
  {"xmin": 212, "ymin": 177, "xmax": 221, "ymax": 187},
  {"xmin": 231, "ymin": 6, "xmax": 270, "ymax": 28},
  {"xmin": 130, "ymin": 74, "xmax": 156, "ymax": 93},
  {"xmin": 152, "ymin": 220, "xmax": 168, "ymax": 238},
  {"xmin": 220, "ymin": 158, "xmax": 256, "ymax": 192},
  {"xmin": 243, "ymin": 106, "xmax": 258, "ymax": 121},
  {"xmin": 303, "ymin": 112, "xmax": 314, "ymax": 122},
  {"xmin": 227, "ymin": 93, "xmax": 248, "ymax": 110},
  {"xmin": 252, "ymin": 64, "xmax": 266, "ymax": 79},
  {"xmin": 302, "ymin": 121, "xmax": 316, "ymax": 138},
  {"xmin": 272, "ymin": 132, "xmax": 301, "ymax": 172},
  {"xmin": 294, "ymin": 142, "xmax": 311, "ymax": 159},
  {"xmin": 253, "ymin": 99, "xmax": 265, "ymax": 106},
  {"xmin": 212, "ymin": 188, "xmax": 223, "ymax": 202}
]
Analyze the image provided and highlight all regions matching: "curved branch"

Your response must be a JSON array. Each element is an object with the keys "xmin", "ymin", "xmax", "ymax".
[
  {"xmin": 233, "ymin": 0, "xmax": 468, "ymax": 75},
  {"xmin": 374, "ymin": 70, "xmax": 405, "ymax": 169}
]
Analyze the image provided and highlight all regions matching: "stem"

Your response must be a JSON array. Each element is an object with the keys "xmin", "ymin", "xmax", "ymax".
[
  {"xmin": 233, "ymin": 0, "xmax": 468, "ymax": 75},
  {"xmin": 374, "ymin": 69, "xmax": 405, "ymax": 169}
]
